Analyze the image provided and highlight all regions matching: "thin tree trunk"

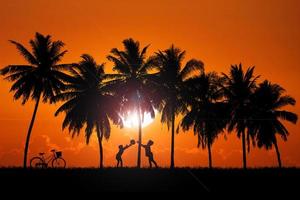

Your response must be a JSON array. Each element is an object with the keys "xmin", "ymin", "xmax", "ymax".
[
  {"xmin": 242, "ymin": 129, "xmax": 247, "ymax": 169},
  {"xmin": 23, "ymin": 93, "xmax": 41, "ymax": 168},
  {"xmin": 137, "ymin": 91, "xmax": 142, "ymax": 168},
  {"xmin": 208, "ymin": 140, "xmax": 212, "ymax": 169},
  {"xmin": 273, "ymin": 136, "xmax": 282, "ymax": 168},
  {"xmin": 137, "ymin": 115, "xmax": 142, "ymax": 168},
  {"xmin": 96, "ymin": 124, "xmax": 104, "ymax": 169},
  {"xmin": 170, "ymin": 107, "xmax": 175, "ymax": 169}
]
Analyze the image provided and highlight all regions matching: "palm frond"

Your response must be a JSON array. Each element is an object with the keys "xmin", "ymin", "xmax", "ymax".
[
  {"xmin": 274, "ymin": 96, "xmax": 296, "ymax": 108},
  {"xmin": 0, "ymin": 65, "xmax": 34, "ymax": 76},
  {"xmin": 275, "ymin": 110, "xmax": 298, "ymax": 124},
  {"xmin": 180, "ymin": 59, "xmax": 204, "ymax": 80},
  {"xmin": 51, "ymin": 50, "xmax": 68, "ymax": 65},
  {"xmin": 9, "ymin": 40, "xmax": 38, "ymax": 65}
]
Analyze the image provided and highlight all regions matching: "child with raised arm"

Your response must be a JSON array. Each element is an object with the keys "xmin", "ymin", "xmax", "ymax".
[{"xmin": 116, "ymin": 139, "xmax": 135, "ymax": 167}]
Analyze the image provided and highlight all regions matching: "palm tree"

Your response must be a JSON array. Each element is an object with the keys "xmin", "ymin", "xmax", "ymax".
[
  {"xmin": 53, "ymin": 54, "xmax": 122, "ymax": 168},
  {"xmin": 248, "ymin": 80, "xmax": 298, "ymax": 168},
  {"xmin": 155, "ymin": 45, "xmax": 204, "ymax": 168},
  {"xmin": 107, "ymin": 38, "xmax": 158, "ymax": 168},
  {"xmin": 222, "ymin": 64, "xmax": 259, "ymax": 169},
  {"xmin": 180, "ymin": 72, "xmax": 229, "ymax": 168},
  {"xmin": 0, "ymin": 33, "xmax": 72, "ymax": 168}
]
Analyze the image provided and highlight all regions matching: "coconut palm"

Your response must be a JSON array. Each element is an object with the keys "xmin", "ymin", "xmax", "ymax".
[
  {"xmin": 180, "ymin": 72, "xmax": 229, "ymax": 168},
  {"xmin": 155, "ymin": 45, "xmax": 204, "ymax": 168},
  {"xmin": 0, "ymin": 32, "xmax": 72, "ymax": 168},
  {"xmin": 222, "ymin": 64, "xmax": 259, "ymax": 169},
  {"xmin": 53, "ymin": 54, "xmax": 122, "ymax": 168},
  {"xmin": 248, "ymin": 80, "xmax": 298, "ymax": 168},
  {"xmin": 106, "ymin": 38, "xmax": 157, "ymax": 168}
]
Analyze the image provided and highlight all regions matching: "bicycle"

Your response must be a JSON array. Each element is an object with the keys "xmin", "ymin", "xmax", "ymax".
[{"xmin": 30, "ymin": 149, "xmax": 66, "ymax": 168}]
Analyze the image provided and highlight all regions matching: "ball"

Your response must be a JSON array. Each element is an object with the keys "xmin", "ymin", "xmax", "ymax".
[{"xmin": 130, "ymin": 139, "xmax": 136, "ymax": 145}]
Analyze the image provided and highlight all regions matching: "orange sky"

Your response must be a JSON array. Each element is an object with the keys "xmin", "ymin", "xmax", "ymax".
[{"xmin": 0, "ymin": 0, "xmax": 300, "ymax": 167}]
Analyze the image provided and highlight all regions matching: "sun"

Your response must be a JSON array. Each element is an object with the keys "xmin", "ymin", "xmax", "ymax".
[{"xmin": 122, "ymin": 111, "xmax": 154, "ymax": 128}]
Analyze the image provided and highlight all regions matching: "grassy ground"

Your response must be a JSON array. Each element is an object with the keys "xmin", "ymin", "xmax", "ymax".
[{"xmin": 0, "ymin": 167, "xmax": 299, "ymax": 193}]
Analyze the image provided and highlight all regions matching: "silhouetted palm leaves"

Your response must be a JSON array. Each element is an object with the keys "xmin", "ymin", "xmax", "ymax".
[
  {"xmin": 222, "ymin": 64, "xmax": 259, "ymax": 169},
  {"xmin": 1, "ymin": 34, "xmax": 298, "ymax": 169},
  {"xmin": 53, "ymin": 54, "xmax": 122, "ymax": 168},
  {"xmin": 155, "ymin": 45, "xmax": 204, "ymax": 168},
  {"xmin": 0, "ymin": 32, "xmax": 73, "ymax": 168},
  {"xmin": 248, "ymin": 80, "xmax": 298, "ymax": 167},
  {"xmin": 107, "ymin": 38, "xmax": 157, "ymax": 168},
  {"xmin": 180, "ymin": 72, "xmax": 229, "ymax": 168}
]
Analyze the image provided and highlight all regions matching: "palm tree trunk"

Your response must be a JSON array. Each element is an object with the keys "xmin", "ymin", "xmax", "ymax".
[
  {"xmin": 170, "ymin": 107, "xmax": 175, "ymax": 169},
  {"xmin": 96, "ymin": 124, "xmax": 104, "ymax": 169},
  {"xmin": 137, "ymin": 92, "xmax": 142, "ymax": 168},
  {"xmin": 23, "ymin": 93, "xmax": 41, "ymax": 168},
  {"xmin": 242, "ymin": 129, "xmax": 247, "ymax": 169},
  {"xmin": 273, "ymin": 136, "xmax": 282, "ymax": 168},
  {"xmin": 208, "ymin": 141, "xmax": 212, "ymax": 169}
]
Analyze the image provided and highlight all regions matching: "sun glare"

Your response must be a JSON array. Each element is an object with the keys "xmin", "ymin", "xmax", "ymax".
[{"xmin": 122, "ymin": 111, "xmax": 154, "ymax": 128}]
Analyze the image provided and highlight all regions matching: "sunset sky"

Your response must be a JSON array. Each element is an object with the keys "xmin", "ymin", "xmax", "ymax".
[{"xmin": 0, "ymin": 0, "xmax": 299, "ymax": 167}]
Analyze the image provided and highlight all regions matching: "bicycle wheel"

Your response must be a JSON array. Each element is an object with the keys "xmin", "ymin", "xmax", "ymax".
[
  {"xmin": 30, "ymin": 157, "xmax": 45, "ymax": 168},
  {"xmin": 52, "ymin": 157, "xmax": 66, "ymax": 168}
]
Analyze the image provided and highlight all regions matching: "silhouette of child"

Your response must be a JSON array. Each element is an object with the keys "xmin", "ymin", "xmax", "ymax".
[
  {"xmin": 138, "ymin": 140, "xmax": 158, "ymax": 168},
  {"xmin": 116, "ymin": 140, "xmax": 135, "ymax": 167}
]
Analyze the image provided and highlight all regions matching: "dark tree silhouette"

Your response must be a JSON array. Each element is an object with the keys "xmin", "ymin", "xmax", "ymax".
[
  {"xmin": 155, "ymin": 45, "xmax": 204, "ymax": 168},
  {"xmin": 180, "ymin": 72, "xmax": 229, "ymax": 168},
  {"xmin": 53, "ymin": 54, "xmax": 122, "ymax": 168},
  {"xmin": 0, "ymin": 33, "xmax": 72, "ymax": 168},
  {"xmin": 249, "ymin": 80, "xmax": 298, "ymax": 168},
  {"xmin": 222, "ymin": 64, "xmax": 259, "ymax": 169},
  {"xmin": 107, "ymin": 38, "xmax": 157, "ymax": 168}
]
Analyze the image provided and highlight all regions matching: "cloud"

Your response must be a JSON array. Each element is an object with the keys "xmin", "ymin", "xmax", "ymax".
[
  {"xmin": 216, "ymin": 148, "xmax": 241, "ymax": 161},
  {"xmin": 0, "ymin": 147, "xmax": 23, "ymax": 167}
]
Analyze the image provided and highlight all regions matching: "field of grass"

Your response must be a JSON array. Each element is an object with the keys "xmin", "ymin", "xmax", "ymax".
[{"xmin": 0, "ymin": 167, "xmax": 299, "ymax": 193}]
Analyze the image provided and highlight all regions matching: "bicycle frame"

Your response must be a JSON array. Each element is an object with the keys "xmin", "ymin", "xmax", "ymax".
[{"xmin": 39, "ymin": 152, "xmax": 56, "ymax": 167}]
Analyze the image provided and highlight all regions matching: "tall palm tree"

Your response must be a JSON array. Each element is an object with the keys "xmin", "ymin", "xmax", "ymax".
[
  {"xmin": 0, "ymin": 32, "xmax": 72, "ymax": 168},
  {"xmin": 180, "ymin": 72, "xmax": 229, "ymax": 168},
  {"xmin": 53, "ymin": 54, "xmax": 122, "ymax": 168},
  {"xmin": 222, "ymin": 64, "xmax": 259, "ymax": 169},
  {"xmin": 107, "ymin": 38, "xmax": 157, "ymax": 168},
  {"xmin": 155, "ymin": 45, "xmax": 204, "ymax": 168},
  {"xmin": 248, "ymin": 80, "xmax": 298, "ymax": 168}
]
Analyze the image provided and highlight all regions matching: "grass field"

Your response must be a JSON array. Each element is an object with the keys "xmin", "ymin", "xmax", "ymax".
[{"xmin": 0, "ymin": 168, "xmax": 299, "ymax": 193}]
